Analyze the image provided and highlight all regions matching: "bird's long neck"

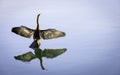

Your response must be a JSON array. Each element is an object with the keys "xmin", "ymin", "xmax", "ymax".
[
  {"xmin": 36, "ymin": 14, "xmax": 40, "ymax": 31},
  {"xmin": 34, "ymin": 14, "xmax": 40, "ymax": 47}
]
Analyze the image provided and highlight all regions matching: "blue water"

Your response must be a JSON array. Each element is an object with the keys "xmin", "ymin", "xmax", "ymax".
[{"xmin": 0, "ymin": 0, "xmax": 120, "ymax": 75}]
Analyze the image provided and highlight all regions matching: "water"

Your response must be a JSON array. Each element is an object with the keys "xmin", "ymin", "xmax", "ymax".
[{"xmin": 0, "ymin": 0, "xmax": 120, "ymax": 75}]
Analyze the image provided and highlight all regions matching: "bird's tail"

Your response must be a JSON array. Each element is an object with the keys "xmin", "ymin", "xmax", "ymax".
[{"xmin": 29, "ymin": 40, "xmax": 40, "ymax": 48}]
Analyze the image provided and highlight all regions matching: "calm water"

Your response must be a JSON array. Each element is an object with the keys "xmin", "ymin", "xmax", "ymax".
[{"xmin": 0, "ymin": 0, "xmax": 120, "ymax": 75}]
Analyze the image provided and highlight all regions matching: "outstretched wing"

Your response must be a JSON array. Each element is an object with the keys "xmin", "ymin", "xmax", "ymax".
[
  {"xmin": 42, "ymin": 48, "xmax": 67, "ymax": 58},
  {"xmin": 12, "ymin": 26, "xmax": 34, "ymax": 38},
  {"xmin": 14, "ymin": 52, "xmax": 36, "ymax": 62},
  {"xmin": 40, "ymin": 29, "xmax": 65, "ymax": 39}
]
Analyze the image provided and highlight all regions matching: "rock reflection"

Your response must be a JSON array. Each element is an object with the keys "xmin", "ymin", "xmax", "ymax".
[{"xmin": 14, "ymin": 48, "xmax": 67, "ymax": 70}]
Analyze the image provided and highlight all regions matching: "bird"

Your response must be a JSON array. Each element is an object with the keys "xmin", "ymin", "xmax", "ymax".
[{"xmin": 11, "ymin": 13, "xmax": 65, "ymax": 48}]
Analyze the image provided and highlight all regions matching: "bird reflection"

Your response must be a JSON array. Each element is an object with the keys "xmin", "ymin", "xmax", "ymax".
[
  {"xmin": 14, "ymin": 48, "xmax": 67, "ymax": 70},
  {"xmin": 13, "ymin": 14, "xmax": 66, "ymax": 70},
  {"xmin": 11, "ymin": 13, "xmax": 65, "ymax": 47}
]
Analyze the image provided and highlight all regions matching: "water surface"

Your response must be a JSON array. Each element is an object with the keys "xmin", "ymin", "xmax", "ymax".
[{"xmin": 0, "ymin": 0, "xmax": 120, "ymax": 75}]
